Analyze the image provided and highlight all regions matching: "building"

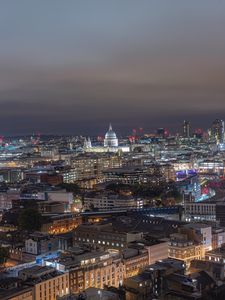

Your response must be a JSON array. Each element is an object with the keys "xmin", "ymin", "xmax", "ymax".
[
  {"xmin": 168, "ymin": 233, "xmax": 204, "ymax": 269},
  {"xmin": 74, "ymin": 223, "xmax": 143, "ymax": 250},
  {"xmin": 184, "ymin": 201, "xmax": 216, "ymax": 222},
  {"xmin": 24, "ymin": 232, "xmax": 59, "ymax": 257},
  {"xmin": 84, "ymin": 124, "xmax": 129, "ymax": 153},
  {"xmin": 122, "ymin": 247, "xmax": 150, "ymax": 278},
  {"xmin": 124, "ymin": 258, "xmax": 185, "ymax": 300},
  {"xmin": 205, "ymin": 243, "xmax": 225, "ymax": 263},
  {"xmin": 210, "ymin": 119, "xmax": 224, "ymax": 144},
  {"xmin": 57, "ymin": 288, "xmax": 120, "ymax": 300},
  {"xmin": 125, "ymin": 239, "xmax": 168, "ymax": 270},
  {"xmin": 41, "ymin": 214, "xmax": 82, "ymax": 234},
  {"xmin": 44, "ymin": 248, "xmax": 124, "ymax": 294},
  {"xmin": 83, "ymin": 194, "xmax": 143, "ymax": 210},
  {"xmin": 18, "ymin": 265, "xmax": 69, "ymax": 300},
  {"xmin": 0, "ymin": 278, "xmax": 33, "ymax": 300},
  {"xmin": 215, "ymin": 202, "xmax": 225, "ymax": 227},
  {"xmin": 182, "ymin": 223, "xmax": 212, "ymax": 252},
  {"xmin": 177, "ymin": 174, "xmax": 201, "ymax": 202},
  {"xmin": 64, "ymin": 153, "xmax": 122, "ymax": 184},
  {"xmin": 104, "ymin": 124, "xmax": 118, "ymax": 147},
  {"xmin": 183, "ymin": 120, "xmax": 191, "ymax": 138},
  {"xmin": 103, "ymin": 165, "xmax": 167, "ymax": 185},
  {"xmin": 211, "ymin": 227, "xmax": 225, "ymax": 250}
]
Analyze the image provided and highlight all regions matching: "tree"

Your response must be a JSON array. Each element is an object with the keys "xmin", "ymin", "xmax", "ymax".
[
  {"xmin": 18, "ymin": 209, "xmax": 42, "ymax": 231},
  {"xmin": 0, "ymin": 247, "xmax": 9, "ymax": 265}
]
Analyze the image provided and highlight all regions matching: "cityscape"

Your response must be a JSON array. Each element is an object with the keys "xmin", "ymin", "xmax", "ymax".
[{"xmin": 1, "ymin": 1, "xmax": 225, "ymax": 300}]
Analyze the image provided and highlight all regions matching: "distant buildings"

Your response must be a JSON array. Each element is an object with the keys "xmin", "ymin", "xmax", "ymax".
[
  {"xmin": 183, "ymin": 120, "xmax": 191, "ymax": 138},
  {"xmin": 210, "ymin": 119, "xmax": 224, "ymax": 144},
  {"xmin": 84, "ymin": 124, "xmax": 130, "ymax": 153}
]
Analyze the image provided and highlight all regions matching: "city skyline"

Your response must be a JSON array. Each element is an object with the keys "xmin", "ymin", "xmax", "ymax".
[{"xmin": 1, "ymin": 1, "xmax": 225, "ymax": 135}]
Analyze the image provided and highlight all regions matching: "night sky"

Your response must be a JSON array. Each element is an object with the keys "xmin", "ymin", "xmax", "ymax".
[{"xmin": 1, "ymin": 1, "xmax": 225, "ymax": 136}]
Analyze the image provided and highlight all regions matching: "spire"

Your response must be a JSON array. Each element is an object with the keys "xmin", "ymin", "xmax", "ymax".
[{"xmin": 109, "ymin": 123, "xmax": 112, "ymax": 131}]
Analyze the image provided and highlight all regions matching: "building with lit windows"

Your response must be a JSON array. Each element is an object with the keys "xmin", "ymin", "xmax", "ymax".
[
  {"xmin": 184, "ymin": 201, "xmax": 216, "ymax": 222},
  {"xmin": 84, "ymin": 124, "xmax": 130, "ymax": 153},
  {"xmin": 74, "ymin": 223, "xmax": 142, "ymax": 250},
  {"xmin": 83, "ymin": 194, "xmax": 143, "ymax": 210},
  {"xmin": 122, "ymin": 248, "xmax": 149, "ymax": 278},
  {"xmin": 205, "ymin": 243, "xmax": 225, "ymax": 264},
  {"xmin": 210, "ymin": 119, "xmax": 224, "ymax": 144},
  {"xmin": 183, "ymin": 120, "xmax": 191, "ymax": 138},
  {"xmin": 18, "ymin": 266, "xmax": 69, "ymax": 300},
  {"xmin": 44, "ymin": 248, "xmax": 124, "ymax": 294},
  {"xmin": 168, "ymin": 233, "xmax": 204, "ymax": 269}
]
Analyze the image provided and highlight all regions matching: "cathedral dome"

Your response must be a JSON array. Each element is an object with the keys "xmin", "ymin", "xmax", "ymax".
[{"xmin": 104, "ymin": 124, "xmax": 118, "ymax": 147}]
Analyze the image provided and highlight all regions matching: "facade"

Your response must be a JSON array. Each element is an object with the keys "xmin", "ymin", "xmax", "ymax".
[
  {"xmin": 122, "ymin": 248, "xmax": 149, "ymax": 278},
  {"xmin": 168, "ymin": 233, "xmax": 204, "ymax": 269},
  {"xmin": 24, "ymin": 232, "xmax": 59, "ymax": 256},
  {"xmin": 0, "ymin": 282, "xmax": 33, "ymax": 300},
  {"xmin": 41, "ymin": 214, "xmax": 82, "ymax": 234},
  {"xmin": 215, "ymin": 203, "xmax": 225, "ymax": 227},
  {"xmin": 65, "ymin": 153, "xmax": 122, "ymax": 183},
  {"xmin": 210, "ymin": 119, "xmax": 224, "ymax": 144},
  {"xmin": 182, "ymin": 223, "xmax": 212, "ymax": 253},
  {"xmin": 124, "ymin": 259, "xmax": 185, "ymax": 300},
  {"xmin": 212, "ymin": 227, "xmax": 225, "ymax": 250},
  {"xmin": 83, "ymin": 195, "xmax": 143, "ymax": 210},
  {"xmin": 18, "ymin": 266, "xmax": 69, "ymax": 300},
  {"xmin": 184, "ymin": 202, "xmax": 216, "ymax": 222},
  {"xmin": 44, "ymin": 249, "xmax": 124, "ymax": 294},
  {"xmin": 103, "ymin": 166, "xmax": 167, "ymax": 185},
  {"xmin": 183, "ymin": 120, "xmax": 191, "ymax": 138},
  {"xmin": 205, "ymin": 243, "xmax": 225, "ymax": 263},
  {"xmin": 74, "ymin": 223, "xmax": 142, "ymax": 250}
]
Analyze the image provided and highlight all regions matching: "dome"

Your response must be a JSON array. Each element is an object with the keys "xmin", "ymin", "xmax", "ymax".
[
  {"xmin": 104, "ymin": 124, "xmax": 118, "ymax": 147},
  {"xmin": 105, "ymin": 127, "xmax": 117, "ymax": 139}
]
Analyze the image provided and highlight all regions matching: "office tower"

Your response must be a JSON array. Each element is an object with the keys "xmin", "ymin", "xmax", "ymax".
[
  {"xmin": 183, "ymin": 120, "xmax": 191, "ymax": 138},
  {"xmin": 211, "ymin": 119, "xmax": 224, "ymax": 144}
]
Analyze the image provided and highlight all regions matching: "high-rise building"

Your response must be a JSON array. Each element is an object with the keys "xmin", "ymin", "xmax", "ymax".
[
  {"xmin": 183, "ymin": 120, "xmax": 191, "ymax": 138},
  {"xmin": 210, "ymin": 119, "xmax": 224, "ymax": 144}
]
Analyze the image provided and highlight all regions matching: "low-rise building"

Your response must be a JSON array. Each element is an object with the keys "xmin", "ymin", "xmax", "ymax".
[
  {"xmin": 18, "ymin": 265, "xmax": 69, "ymax": 300},
  {"xmin": 74, "ymin": 223, "xmax": 143, "ymax": 250},
  {"xmin": 205, "ymin": 243, "xmax": 225, "ymax": 263},
  {"xmin": 83, "ymin": 194, "xmax": 143, "ymax": 210},
  {"xmin": 44, "ymin": 247, "xmax": 124, "ymax": 294},
  {"xmin": 184, "ymin": 201, "xmax": 216, "ymax": 222},
  {"xmin": 168, "ymin": 233, "xmax": 204, "ymax": 269},
  {"xmin": 24, "ymin": 232, "xmax": 59, "ymax": 261},
  {"xmin": 121, "ymin": 247, "xmax": 149, "ymax": 278},
  {"xmin": 124, "ymin": 258, "xmax": 185, "ymax": 300}
]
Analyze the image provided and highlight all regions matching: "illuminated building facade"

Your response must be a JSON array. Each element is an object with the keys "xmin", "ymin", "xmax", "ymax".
[
  {"xmin": 210, "ymin": 119, "xmax": 224, "ymax": 144},
  {"xmin": 84, "ymin": 124, "xmax": 130, "ymax": 153},
  {"xmin": 18, "ymin": 266, "xmax": 69, "ymax": 300},
  {"xmin": 104, "ymin": 124, "xmax": 118, "ymax": 147},
  {"xmin": 41, "ymin": 214, "xmax": 82, "ymax": 234},
  {"xmin": 83, "ymin": 195, "xmax": 143, "ymax": 210},
  {"xmin": 168, "ymin": 233, "xmax": 204, "ymax": 269},
  {"xmin": 183, "ymin": 120, "xmax": 191, "ymax": 138},
  {"xmin": 45, "ymin": 249, "xmax": 124, "ymax": 294},
  {"xmin": 74, "ymin": 223, "xmax": 143, "ymax": 250}
]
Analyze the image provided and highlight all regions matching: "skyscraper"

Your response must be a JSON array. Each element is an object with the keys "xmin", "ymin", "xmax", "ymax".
[
  {"xmin": 211, "ymin": 119, "xmax": 224, "ymax": 144},
  {"xmin": 183, "ymin": 120, "xmax": 191, "ymax": 138}
]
